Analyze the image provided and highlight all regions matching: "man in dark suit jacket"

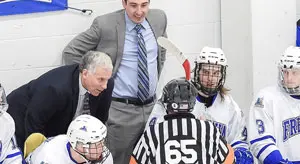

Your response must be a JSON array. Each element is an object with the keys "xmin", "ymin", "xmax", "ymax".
[
  {"xmin": 7, "ymin": 51, "xmax": 114, "ymax": 151},
  {"xmin": 62, "ymin": 0, "xmax": 167, "ymax": 163}
]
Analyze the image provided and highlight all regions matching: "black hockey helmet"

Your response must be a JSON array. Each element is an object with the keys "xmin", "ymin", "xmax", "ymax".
[{"xmin": 161, "ymin": 78, "xmax": 198, "ymax": 113}]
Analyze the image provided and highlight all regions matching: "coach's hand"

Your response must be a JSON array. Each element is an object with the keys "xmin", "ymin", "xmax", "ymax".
[{"xmin": 234, "ymin": 147, "xmax": 254, "ymax": 164}]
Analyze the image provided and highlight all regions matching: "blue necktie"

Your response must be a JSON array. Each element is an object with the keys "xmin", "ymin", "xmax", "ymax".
[{"xmin": 135, "ymin": 24, "xmax": 149, "ymax": 102}]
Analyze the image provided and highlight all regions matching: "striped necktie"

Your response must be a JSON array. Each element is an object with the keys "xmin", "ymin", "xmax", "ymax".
[
  {"xmin": 82, "ymin": 92, "xmax": 90, "ymax": 115},
  {"xmin": 135, "ymin": 24, "xmax": 149, "ymax": 102}
]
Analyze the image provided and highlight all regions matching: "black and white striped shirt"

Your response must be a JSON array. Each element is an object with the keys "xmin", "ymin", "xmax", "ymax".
[{"xmin": 132, "ymin": 113, "xmax": 230, "ymax": 164}]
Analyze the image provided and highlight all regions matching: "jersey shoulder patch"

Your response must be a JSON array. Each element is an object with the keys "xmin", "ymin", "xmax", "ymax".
[{"xmin": 254, "ymin": 97, "xmax": 264, "ymax": 108}]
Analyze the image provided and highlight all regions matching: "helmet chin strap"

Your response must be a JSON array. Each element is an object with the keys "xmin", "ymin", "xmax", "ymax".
[
  {"xmin": 73, "ymin": 148, "xmax": 91, "ymax": 164},
  {"xmin": 80, "ymin": 156, "xmax": 90, "ymax": 164}
]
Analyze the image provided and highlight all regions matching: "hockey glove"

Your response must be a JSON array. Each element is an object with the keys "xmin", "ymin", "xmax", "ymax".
[{"xmin": 234, "ymin": 147, "xmax": 254, "ymax": 164}]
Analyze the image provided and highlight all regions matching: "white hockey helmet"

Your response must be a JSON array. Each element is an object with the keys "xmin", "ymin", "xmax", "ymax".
[
  {"xmin": 67, "ymin": 114, "xmax": 110, "ymax": 163},
  {"xmin": 196, "ymin": 46, "xmax": 227, "ymax": 66},
  {"xmin": 278, "ymin": 46, "xmax": 300, "ymax": 95},
  {"xmin": 0, "ymin": 84, "xmax": 8, "ymax": 112},
  {"xmin": 192, "ymin": 47, "xmax": 228, "ymax": 96}
]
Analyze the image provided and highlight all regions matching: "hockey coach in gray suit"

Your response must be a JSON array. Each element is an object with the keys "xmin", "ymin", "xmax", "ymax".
[{"xmin": 62, "ymin": 0, "xmax": 168, "ymax": 163}]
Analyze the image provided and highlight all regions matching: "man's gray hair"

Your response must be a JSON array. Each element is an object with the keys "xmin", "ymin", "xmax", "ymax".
[{"xmin": 79, "ymin": 51, "xmax": 113, "ymax": 73}]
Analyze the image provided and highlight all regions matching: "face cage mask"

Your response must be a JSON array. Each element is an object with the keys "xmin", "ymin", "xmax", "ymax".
[
  {"xmin": 75, "ymin": 141, "xmax": 110, "ymax": 164},
  {"xmin": 278, "ymin": 67, "xmax": 300, "ymax": 95},
  {"xmin": 192, "ymin": 63, "xmax": 226, "ymax": 96}
]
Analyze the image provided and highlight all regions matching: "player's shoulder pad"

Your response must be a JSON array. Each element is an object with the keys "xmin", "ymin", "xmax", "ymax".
[
  {"xmin": 251, "ymin": 85, "xmax": 278, "ymax": 109},
  {"xmin": 221, "ymin": 94, "xmax": 243, "ymax": 115},
  {"xmin": 219, "ymin": 93, "xmax": 236, "ymax": 106}
]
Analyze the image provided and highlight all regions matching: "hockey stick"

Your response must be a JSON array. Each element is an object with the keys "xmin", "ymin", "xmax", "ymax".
[{"xmin": 157, "ymin": 37, "xmax": 191, "ymax": 80}]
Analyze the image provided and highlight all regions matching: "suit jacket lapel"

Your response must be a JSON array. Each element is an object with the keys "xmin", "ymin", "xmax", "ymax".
[
  {"xmin": 114, "ymin": 10, "xmax": 126, "ymax": 77},
  {"xmin": 72, "ymin": 66, "xmax": 80, "ymax": 116},
  {"xmin": 146, "ymin": 12, "xmax": 159, "ymax": 39}
]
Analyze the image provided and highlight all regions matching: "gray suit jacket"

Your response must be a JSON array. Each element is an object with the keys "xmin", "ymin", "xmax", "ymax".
[{"xmin": 62, "ymin": 9, "xmax": 168, "ymax": 77}]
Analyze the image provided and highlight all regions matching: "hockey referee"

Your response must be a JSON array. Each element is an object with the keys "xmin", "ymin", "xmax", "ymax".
[{"xmin": 130, "ymin": 78, "xmax": 234, "ymax": 164}]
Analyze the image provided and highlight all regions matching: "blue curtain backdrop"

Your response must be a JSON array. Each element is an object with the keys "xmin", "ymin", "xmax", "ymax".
[{"xmin": 0, "ymin": 0, "xmax": 67, "ymax": 16}]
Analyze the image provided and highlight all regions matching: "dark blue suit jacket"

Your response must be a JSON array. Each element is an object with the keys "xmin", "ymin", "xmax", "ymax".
[{"xmin": 7, "ymin": 64, "xmax": 114, "ymax": 150}]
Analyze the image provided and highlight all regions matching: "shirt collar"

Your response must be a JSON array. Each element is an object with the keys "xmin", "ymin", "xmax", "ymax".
[
  {"xmin": 125, "ymin": 11, "xmax": 148, "ymax": 32},
  {"xmin": 79, "ymin": 74, "xmax": 88, "ymax": 96}
]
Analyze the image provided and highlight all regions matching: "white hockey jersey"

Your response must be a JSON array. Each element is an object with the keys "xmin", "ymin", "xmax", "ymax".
[
  {"xmin": 247, "ymin": 85, "xmax": 300, "ymax": 162},
  {"xmin": 0, "ymin": 110, "xmax": 24, "ymax": 164},
  {"xmin": 26, "ymin": 135, "xmax": 114, "ymax": 164},
  {"xmin": 193, "ymin": 94, "xmax": 248, "ymax": 149},
  {"xmin": 145, "ymin": 94, "xmax": 248, "ymax": 149}
]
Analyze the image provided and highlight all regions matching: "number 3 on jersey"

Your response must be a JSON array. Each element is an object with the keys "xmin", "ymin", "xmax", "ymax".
[
  {"xmin": 165, "ymin": 139, "xmax": 197, "ymax": 163},
  {"xmin": 256, "ymin": 119, "xmax": 265, "ymax": 134}
]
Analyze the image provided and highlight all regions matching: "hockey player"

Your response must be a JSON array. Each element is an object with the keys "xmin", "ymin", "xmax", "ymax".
[
  {"xmin": 145, "ymin": 47, "xmax": 253, "ymax": 163},
  {"xmin": 26, "ymin": 114, "xmax": 113, "ymax": 164},
  {"xmin": 247, "ymin": 46, "xmax": 300, "ymax": 163},
  {"xmin": 191, "ymin": 46, "xmax": 253, "ymax": 164},
  {"xmin": 0, "ymin": 84, "xmax": 25, "ymax": 164},
  {"xmin": 131, "ymin": 78, "xmax": 235, "ymax": 164}
]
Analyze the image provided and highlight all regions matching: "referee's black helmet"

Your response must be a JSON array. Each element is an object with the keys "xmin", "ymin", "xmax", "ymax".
[{"xmin": 161, "ymin": 78, "xmax": 198, "ymax": 113}]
